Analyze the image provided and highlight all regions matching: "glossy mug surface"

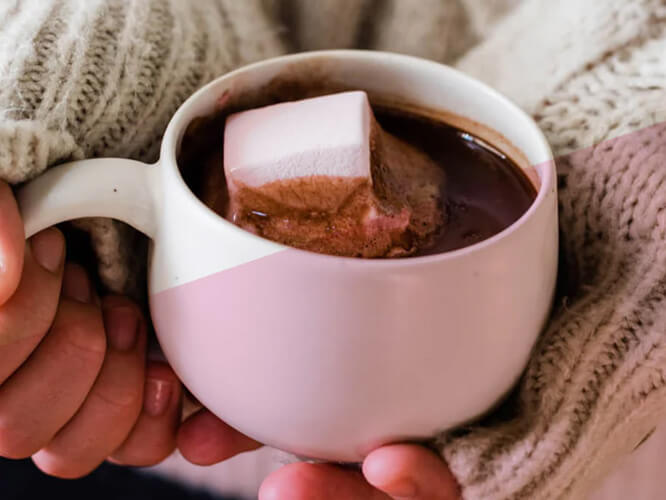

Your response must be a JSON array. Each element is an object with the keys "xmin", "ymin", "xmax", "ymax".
[{"xmin": 18, "ymin": 51, "xmax": 557, "ymax": 462}]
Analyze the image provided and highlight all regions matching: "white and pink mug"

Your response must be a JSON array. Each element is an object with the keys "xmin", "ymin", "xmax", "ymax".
[{"xmin": 18, "ymin": 51, "xmax": 557, "ymax": 462}]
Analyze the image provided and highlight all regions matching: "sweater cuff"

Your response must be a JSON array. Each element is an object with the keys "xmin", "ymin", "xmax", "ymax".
[{"xmin": 0, "ymin": 121, "xmax": 80, "ymax": 184}]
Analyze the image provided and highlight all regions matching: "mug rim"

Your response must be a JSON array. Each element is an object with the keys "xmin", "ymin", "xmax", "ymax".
[{"xmin": 160, "ymin": 49, "xmax": 555, "ymax": 268}]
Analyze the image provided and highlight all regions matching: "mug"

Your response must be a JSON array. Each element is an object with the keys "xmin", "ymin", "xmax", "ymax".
[{"xmin": 18, "ymin": 50, "xmax": 557, "ymax": 462}]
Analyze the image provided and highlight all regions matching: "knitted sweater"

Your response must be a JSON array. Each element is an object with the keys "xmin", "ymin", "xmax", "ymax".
[{"xmin": 1, "ymin": 1, "xmax": 665, "ymax": 499}]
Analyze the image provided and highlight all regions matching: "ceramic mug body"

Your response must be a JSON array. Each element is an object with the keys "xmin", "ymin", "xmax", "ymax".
[{"xmin": 19, "ymin": 51, "xmax": 557, "ymax": 462}]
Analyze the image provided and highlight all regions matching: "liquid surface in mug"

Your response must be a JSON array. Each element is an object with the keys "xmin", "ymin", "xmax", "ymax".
[{"xmin": 178, "ymin": 101, "xmax": 537, "ymax": 256}]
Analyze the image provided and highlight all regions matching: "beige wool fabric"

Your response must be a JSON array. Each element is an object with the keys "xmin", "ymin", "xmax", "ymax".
[
  {"xmin": 0, "ymin": 0, "xmax": 285, "ymax": 293},
  {"xmin": 1, "ymin": 1, "xmax": 665, "ymax": 499}
]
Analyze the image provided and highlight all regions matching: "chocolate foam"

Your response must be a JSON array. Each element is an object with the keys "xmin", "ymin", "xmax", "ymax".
[
  {"xmin": 182, "ymin": 101, "xmax": 536, "ymax": 259},
  {"xmin": 223, "ymin": 117, "xmax": 445, "ymax": 258}
]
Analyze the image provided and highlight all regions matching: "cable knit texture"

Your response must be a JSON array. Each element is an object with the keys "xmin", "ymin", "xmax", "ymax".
[
  {"xmin": 0, "ymin": 0, "xmax": 285, "ymax": 294},
  {"xmin": 1, "ymin": 1, "xmax": 665, "ymax": 499},
  {"xmin": 440, "ymin": 3, "xmax": 666, "ymax": 498}
]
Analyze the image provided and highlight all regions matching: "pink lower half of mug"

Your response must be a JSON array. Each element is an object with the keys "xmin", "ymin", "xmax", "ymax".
[{"xmin": 150, "ymin": 245, "xmax": 547, "ymax": 461}]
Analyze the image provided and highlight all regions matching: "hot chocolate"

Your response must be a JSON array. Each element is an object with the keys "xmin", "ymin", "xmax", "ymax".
[{"xmin": 178, "ymin": 98, "xmax": 536, "ymax": 257}]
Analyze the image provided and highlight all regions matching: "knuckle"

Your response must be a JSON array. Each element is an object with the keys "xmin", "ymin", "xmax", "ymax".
[
  {"xmin": 56, "ymin": 311, "xmax": 107, "ymax": 362},
  {"xmin": 0, "ymin": 302, "xmax": 53, "ymax": 348},
  {"xmin": 28, "ymin": 302, "xmax": 59, "ymax": 335},
  {"xmin": 0, "ymin": 419, "xmax": 40, "ymax": 459},
  {"xmin": 90, "ymin": 381, "xmax": 143, "ymax": 415},
  {"xmin": 32, "ymin": 452, "xmax": 91, "ymax": 480}
]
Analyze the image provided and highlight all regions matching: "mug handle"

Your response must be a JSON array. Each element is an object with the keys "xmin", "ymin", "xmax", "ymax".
[{"xmin": 17, "ymin": 159, "xmax": 158, "ymax": 239}]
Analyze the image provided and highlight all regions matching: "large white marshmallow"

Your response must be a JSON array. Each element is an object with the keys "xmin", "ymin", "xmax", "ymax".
[{"xmin": 224, "ymin": 91, "xmax": 373, "ymax": 188}]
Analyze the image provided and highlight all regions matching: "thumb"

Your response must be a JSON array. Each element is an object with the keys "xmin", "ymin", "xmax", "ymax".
[
  {"xmin": 0, "ymin": 181, "xmax": 25, "ymax": 305},
  {"xmin": 363, "ymin": 445, "xmax": 461, "ymax": 500}
]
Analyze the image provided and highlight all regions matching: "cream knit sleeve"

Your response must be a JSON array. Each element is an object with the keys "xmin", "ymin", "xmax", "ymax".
[
  {"xmin": 0, "ymin": 0, "xmax": 285, "ymax": 294},
  {"xmin": 270, "ymin": 0, "xmax": 482, "ymax": 62},
  {"xmin": 440, "ymin": 1, "xmax": 666, "ymax": 498}
]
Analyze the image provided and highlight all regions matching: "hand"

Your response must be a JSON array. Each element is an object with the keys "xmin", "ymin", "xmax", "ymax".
[
  {"xmin": 0, "ymin": 181, "xmax": 182, "ymax": 477},
  {"xmin": 258, "ymin": 444, "xmax": 460, "ymax": 500},
  {"xmin": 178, "ymin": 409, "xmax": 460, "ymax": 500}
]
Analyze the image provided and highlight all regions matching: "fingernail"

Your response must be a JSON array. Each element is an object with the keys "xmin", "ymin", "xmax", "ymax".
[
  {"xmin": 62, "ymin": 264, "xmax": 92, "ymax": 303},
  {"xmin": 31, "ymin": 228, "xmax": 64, "ymax": 273},
  {"xmin": 144, "ymin": 378, "xmax": 173, "ymax": 417},
  {"xmin": 105, "ymin": 306, "xmax": 139, "ymax": 352}
]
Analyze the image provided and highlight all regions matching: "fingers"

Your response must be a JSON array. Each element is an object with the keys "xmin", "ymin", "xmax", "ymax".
[
  {"xmin": 259, "ymin": 463, "xmax": 390, "ymax": 500},
  {"xmin": 110, "ymin": 361, "xmax": 182, "ymax": 467},
  {"xmin": 258, "ymin": 445, "xmax": 460, "ymax": 500},
  {"xmin": 0, "ymin": 266, "xmax": 105, "ymax": 459},
  {"xmin": 177, "ymin": 409, "xmax": 261, "ymax": 465},
  {"xmin": 363, "ymin": 445, "xmax": 460, "ymax": 500},
  {"xmin": 32, "ymin": 296, "xmax": 148, "ymax": 478},
  {"xmin": 0, "ymin": 228, "xmax": 65, "ymax": 383},
  {"xmin": 0, "ymin": 181, "xmax": 25, "ymax": 305}
]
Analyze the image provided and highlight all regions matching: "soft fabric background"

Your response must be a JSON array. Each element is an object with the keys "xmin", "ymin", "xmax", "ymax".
[{"xmin": 0, "ymin": 0, "xmax": 664, "ymax": 498}]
